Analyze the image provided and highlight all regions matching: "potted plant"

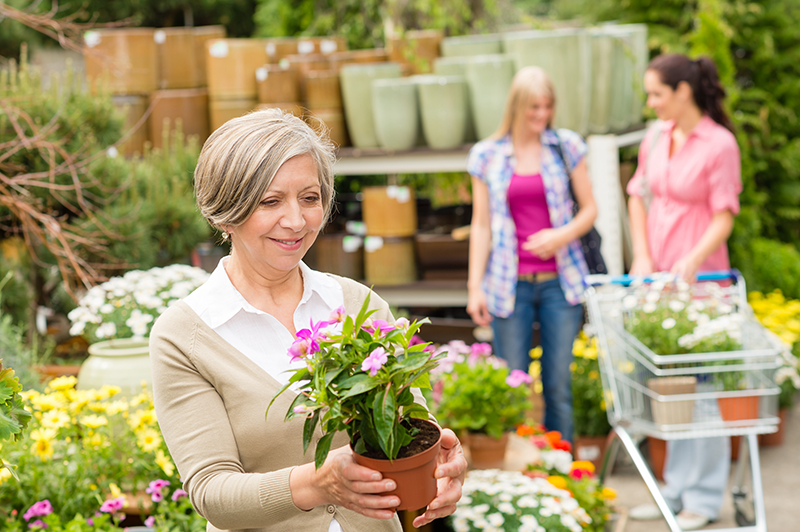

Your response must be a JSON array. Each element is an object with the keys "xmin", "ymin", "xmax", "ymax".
[
  {"xmin": 267, "ymin": 294, "xmax": 445, "ymax": 511},
  {"xmin": 0, "ymin": 359, "xmax": 32, "ymax": 481},
  {"xmin": 570, "ymin": 333, "xmax": 613, "ymax": 471},
  {"xmin": 430, "ymin": 341, "xmax": 532, "ymax": 469},
  {"xmin": 67, "ymin": 264, "xmax": 209, "ymax": 396}
]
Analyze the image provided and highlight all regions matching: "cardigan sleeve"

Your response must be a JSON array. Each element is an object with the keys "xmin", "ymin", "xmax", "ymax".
[{"xmin": 149, "ymin": 306, "xmax": 306, "ymax": 530}]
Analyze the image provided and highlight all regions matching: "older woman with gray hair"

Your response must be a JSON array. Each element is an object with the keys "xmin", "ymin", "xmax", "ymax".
[{"xmin": 149, "ymin": 109, "xmax": 466, "ymax": 532}]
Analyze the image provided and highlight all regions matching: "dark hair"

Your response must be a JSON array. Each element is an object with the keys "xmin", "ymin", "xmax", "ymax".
[{"xmin": 648, "ymin": 54, "xmax": 734, "ymax": 132}]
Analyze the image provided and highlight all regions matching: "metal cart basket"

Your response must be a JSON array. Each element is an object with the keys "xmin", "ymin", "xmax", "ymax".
[{"xmin": 585, "ymin": 270, "xmax": 782, "ymax": 532}]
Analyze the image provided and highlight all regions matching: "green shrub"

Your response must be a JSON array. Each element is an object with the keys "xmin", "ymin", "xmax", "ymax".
[{"xmin": 731, "ymin": 237, "xmax": 800, "ymax": 300}]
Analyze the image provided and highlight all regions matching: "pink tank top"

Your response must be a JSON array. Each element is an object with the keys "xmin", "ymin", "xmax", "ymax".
[{"xmin": 508, "ymin": 172, "xmax": 557, "ymax": 275}]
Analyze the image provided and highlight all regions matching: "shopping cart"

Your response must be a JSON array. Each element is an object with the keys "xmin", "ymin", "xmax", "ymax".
[{"xmin": 584, "ymin": 270, "xmax": 782, "ymax": 532}]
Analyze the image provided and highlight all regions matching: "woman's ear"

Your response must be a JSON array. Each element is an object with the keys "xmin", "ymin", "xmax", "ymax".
[{"xmin": 676, "ymin": 80, "xmax": 693, "ymax": 103}]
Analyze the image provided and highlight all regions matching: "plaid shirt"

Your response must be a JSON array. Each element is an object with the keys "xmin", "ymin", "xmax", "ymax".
[{"xmin": 467, "ymin": 128, "xmax": 590, "ymax": 317}]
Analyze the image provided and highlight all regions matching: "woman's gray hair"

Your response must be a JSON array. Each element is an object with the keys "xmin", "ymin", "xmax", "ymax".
[{"xmin": 194, "ymin": 108, "xmax": 336, "ymax": 232}]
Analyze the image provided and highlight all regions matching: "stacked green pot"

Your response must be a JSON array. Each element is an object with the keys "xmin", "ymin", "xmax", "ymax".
[
  {"xmin": 372, "ymin": 78, "xmax": 420, "ymax": 151},
  {"xmin": 340, "ymin": 62, "xmax": 402, "ymax": 148},
  {"xmin": 440, "ymin": 33, "xmax": 503, "ymax": 57},
  {"xmin": 465, "ymin": 54, "xmax": 515, "ymax": 140},
  {"xmin": 588, "ymin": 27, "xmax": 617, "ymax": 134},
  {"xmin": 503, "ymin": 28, "xmax": 592, "ymax": 136},
  {"xmin": 607, "ymin": 24, "xmax": 648, "ymax": 131},
  {"xmin": 415, "ymin": 75, "xmax": 469, "ymax": 149},
  {"xmin": 433, "ymin": 57, "xmax": 477, "ymax": 142}
]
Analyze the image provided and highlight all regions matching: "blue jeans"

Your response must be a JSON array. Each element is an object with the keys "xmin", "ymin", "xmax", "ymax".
[{"xmin": 490, "ymin": 278, "xmax": 584, "ymax": 442}]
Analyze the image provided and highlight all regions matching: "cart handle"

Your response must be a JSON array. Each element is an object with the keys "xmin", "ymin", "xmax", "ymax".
[{"xmin": 586, "ymin": 269, "xmax": 741, "ymax": 286}]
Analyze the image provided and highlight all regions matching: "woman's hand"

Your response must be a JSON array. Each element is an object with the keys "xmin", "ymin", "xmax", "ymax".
[
  {"xmin": 629, "ymin": 255, "xmax": 654, "ymax": 277},
  {"xmin": 412, "ymin": 428, "xmax": 467, "ymax": 528},
  {"xmin": 671, "ymin": 255, "xmax": 700, "ymax": 282},
  {"xmin": 290, "ymin": 446, "xmax": 401, "ymax": 520},
  {"xmin": 467, "ymin": 288, "xmax": 492, "ymax": 327},
  {"xmin": 522, "ymin": 228, "xmax": 566, "ymax": 260}
]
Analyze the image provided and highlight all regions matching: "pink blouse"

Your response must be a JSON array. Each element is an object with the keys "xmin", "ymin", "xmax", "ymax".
[{"xmin": 627, "ymin": 116, "xmax": 742, "ymax": 272}]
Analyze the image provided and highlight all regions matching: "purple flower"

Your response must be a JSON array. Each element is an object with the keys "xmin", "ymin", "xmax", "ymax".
[
  {"xmin": 146, "ymin": 479, "xmax": 171, "ymax": 502},
  {"xmin": 505, "ymin": 369, "xmax": 533, "ymax": 388},
  {"xmin": 145, "ymin": 516, "xmax": 156, "ymax": 527},
  {"xmin": 86, "ymin": 518, "xmax": 93, "ymax": 526},
  {"xmin": 171, "ymin": 489, "xmax": 188, "ymax": 501},
  {"xmin": 288, "ymin": 338, "xmax": 310, "ymax": 363},
  {"xmin": 23, "ymin": 500, "xmax": 53, "ymax": 521},
  {"xmin": 99, "ymin": 497, "xmax": 125, "ymax": 513},
  {"xmin": 361, "ymin": 347, "xmax": 389, "ymax": 376},
  {"xmin": 295, "ymin": 318, "xmax": 327, "ymax": 354},
  {"xmin": 27, "ymin": 520, "xmax": 47, "ymax": 529},
  {"xmin": 364, "ymin": 319, "xmax": 394, "ymax": 337}
]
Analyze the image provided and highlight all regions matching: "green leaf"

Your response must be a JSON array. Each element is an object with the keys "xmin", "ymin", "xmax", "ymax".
[
  {"xmin": 410, "ymin": 372, "xmax": 431, "ymax": 390},
  {"xmin": 314, "ymin": 432, "xmax": 335, "ymax": 470},
  {"xmin": 340, "ymin": 378, "xmax": 380, "ymax": 399},
  {"xmin": 303, "ymin": 410, "xmax": 320, "ymax": 454},
  {"xmin": 373, "ymin": 385, "xmax": 396, "ymax": 459},
  {"xmin": 266, "ymin": 380, "xmax": 297, "ymax": 421},
  {"xmin": 0, "ymin": 409, "xmax": 21, "ymax": 442},
  {"xmin": 404, "ymin": 404, "xmax": 430, "ymax": 419}
]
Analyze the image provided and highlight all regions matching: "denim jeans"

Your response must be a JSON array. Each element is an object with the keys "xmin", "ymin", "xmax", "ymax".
[{"xmin": 490, "ymin": 278, "xmax": 584, "ymax": 441}]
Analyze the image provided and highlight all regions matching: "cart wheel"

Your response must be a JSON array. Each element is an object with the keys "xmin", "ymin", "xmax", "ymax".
[{"xmin": 732, "ymin": 493, "xmax": 755, "ymax": 527}]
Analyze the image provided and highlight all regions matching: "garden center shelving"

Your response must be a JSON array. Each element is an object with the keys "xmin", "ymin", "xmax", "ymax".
[{"xmin": 334, "ymin": 125, "xmax": 648, "ymax": 308}]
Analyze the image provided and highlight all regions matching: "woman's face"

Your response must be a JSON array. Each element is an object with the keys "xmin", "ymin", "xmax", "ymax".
[
  {"xmin": 229, "ymin": 153, "xmax": 324, "ymax": 277},
  {"xmin": 644, "ymin": 69, "xmax": 683, "ymax": 121},
  {"xmin": 523, "ymin": 94, "xmax": 554, "ymax": 135}
]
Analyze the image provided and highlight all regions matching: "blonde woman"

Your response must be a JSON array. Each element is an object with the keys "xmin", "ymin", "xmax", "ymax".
[
  {"xmin": 149, "ymin": 109, "xmax": 466, "ymax": 532},
  {"xmin": 466, "ymin": 66, "xmax": 598, "ymax": 442}
]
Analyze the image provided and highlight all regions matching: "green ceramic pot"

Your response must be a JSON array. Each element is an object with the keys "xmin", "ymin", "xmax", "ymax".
[
  {"xmin": 588, "ymin": 28, "xmax": 616, "ymax": 134},
  {"xmin": 503, "ymin": 28, "xmax": 592, "ymax": 135},
  {"xmin": 77, "ymin": 338, "xmax": 151, "ymax": 398},
  {"xmin": 340, "ymin": 62, "xmax": 402, "ymax": 148},
  {"xmin": 440, "ymin": 34, "xmax": 503, "ymax": 57},
  {"xmin": 415, "ymin": 75, "xmax": 469, "ymax": 149},
  {"xmin": 465, "ymin": 54, "xmax": 515, "ymax": 140},
  {"xmin": 372, "ymin": 78, "xmax": 420, "ymax": 151},
  {"xmin": 433, "ymin": 57, "xmax": 476, "ymax": 142}
]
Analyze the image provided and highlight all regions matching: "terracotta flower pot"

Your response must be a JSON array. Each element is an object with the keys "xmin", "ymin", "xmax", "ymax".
[
  {"xmin": 647, "ymin": 437, "xmax": 666, "ymax": 481},
  {"xmin": 761, "ymin": 407, "xmax": 788, "ymax": 446},
  {"xmin": 351, "ymin": 419, "xmax": 442, "ymax": 511},
  {"xmin": 573, "ymin": 434, "xmax": 609, "ymax": 472},
  {"xmin": 718, "ymin": 395, "xmax": 760, "ymax": 422},
  {"xmin": 466, "ymin": 432, "xmax": 509, "ymax": 470}
]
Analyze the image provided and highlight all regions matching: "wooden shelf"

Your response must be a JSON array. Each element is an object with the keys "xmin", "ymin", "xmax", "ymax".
[
  {"xmin": 368, "ymin": 279, "xmax": 468, "ymax": 307},
  {"xmin": 334, "ymin": 144, "xmax": 472, "ymax": 175}
]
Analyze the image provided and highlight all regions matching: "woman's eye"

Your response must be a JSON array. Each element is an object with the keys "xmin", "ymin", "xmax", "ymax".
[
  {"xmin": 261, "ymin": 199, "xmax": 278, "ymax": 206},
  {"xmin": 304, "ymin": 195, "xmax": 321, "ymax": 203}
]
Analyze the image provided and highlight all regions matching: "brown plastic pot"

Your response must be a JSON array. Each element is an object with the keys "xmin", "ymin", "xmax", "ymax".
[
  {"xmin": 466, "ymin": 432, "xmax": 509, "ymax": 470},
  {"xmin": 718, "ymin": 395, "xmax": 760, "ymax": 422},
  {"xmin": 761, "ymin": 407, "xmax": 788, "ymax": 446},
  {"xmin": 352, "ymin": 420, "xmax": 442, "ymax": 511}
]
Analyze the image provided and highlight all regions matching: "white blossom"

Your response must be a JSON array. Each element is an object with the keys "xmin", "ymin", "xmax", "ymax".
[{"xmin": 662, "ymin": 318, "xmax": 677, "ymax": 330}]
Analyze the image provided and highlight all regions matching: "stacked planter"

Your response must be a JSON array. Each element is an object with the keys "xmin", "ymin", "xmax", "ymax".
[
  {"xmin": 362, "ymin": 186, "xmax": 418, "ymax": 286},
  {"xmin": 340, "ymin": 62, "xmax": 402, "ymax": 148},
  {"xmin": 415, "ymin": 75, "xmax": 470, "ymax": 149},
  {"xmin": 388, "ymin": 29, "xmax": 444, "ymax": 75},
  {"xmin": 372, "ymin": 78, "xmax": 420, "ymax": 151},
  {"xmin": 255, "ymin": 63, "xmax": 302, "ymax": 118},
  {"xmin": 206, "ymin": 38, "xmax": 269, "ymax": 130},
  {"xmin": 465, "ymin": 55, "xmax": 515, "ymax": 140}
]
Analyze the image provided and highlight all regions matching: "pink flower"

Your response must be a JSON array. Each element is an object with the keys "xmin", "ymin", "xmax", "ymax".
[
  {"xmin": 145, "ymin": 516, "xmax": 156, "ymax": 527},
  {"xmin": 150, "ymin": 491, "xmax": 164, "ymax": 502},
  {"xmin": 394, "ymin": 317, "xmax": 410, "ymax": 329},
  {"xmin": 570, "ymin": 468, "xmax": 593, "ymax": 480},
  {"xmin": 530, "ymin": 436, "xmax": 548, "ymax": 449},
  {"xmin": 409, "ymin": 334, "xmax": 425, "ymax": 346},
  {"xmin": 364, "ymin": 319, "xmax": 394, "ymax": 336},
  {"xmin": 28, "ymin": 520, "xmax": 47, "ymax": 529},
  {"xmin": 505, "ymin": 369, "xmax": 533, "ymax": 388},
  {"xmin": 432, "ymin": 380, "xmax": 444, "ymax": 404},
  {"xmin": 361, "ymin": 347, "xmax": 389, "ymax": 376},
  {"xmin": 147, "ymin": 479, "xmax": 171, "ymax": 492},
  {"xmin": 296, "ymin": 318, "xmax": 327, "ymax": 354},
  {"xmin": 293, "ymin": 405, "xmax": 309, "ymax": 415},
  {"xmin": 469, "ymin": 342, "xmax": 492, "ymax": 363},
  {"xmin": 328, "ymin": 306, "xmax": 346, "ymax": 323},
  {"xmin": 288, "ymin": 338, "xmax": 310, "ymax": 363},
  {"xmin": 99, "ymin": 497, "xmax": 125, "ymax": 513},
  {"xmin": 85, "ymin": 518, "xmax": 93, "ymax": 526},
  {"xmin": 171, "ymin": 489, "xmax": 188, "ymax": 501},
  {"xmin": 23, "ymin": 500, "xmax": 53, "ymax": 521}
]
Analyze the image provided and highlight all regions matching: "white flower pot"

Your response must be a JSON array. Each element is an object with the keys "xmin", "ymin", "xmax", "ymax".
[
  {"xmin": 415, "ymin": 74, "xmax": 469, "ymax": 149},
  {"xmin": 465, "ymin": 54, "xmax": 515, "ymax": 140},
  {"xmin": 78, "ymin": 338, "xmax": 151, "ymax": 398}
]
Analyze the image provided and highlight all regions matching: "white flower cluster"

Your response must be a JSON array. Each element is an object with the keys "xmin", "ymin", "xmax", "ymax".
[
  {"xmin": 451, "ymin": 469, "xmax": 591, "ymax": 532},
  {"xmin": 68, "ymin": 264, "xmax": 209, "ymax": 341},
  {"xmin": 677, "ymin": 313, "xmax": 744, "ymax": 349}
]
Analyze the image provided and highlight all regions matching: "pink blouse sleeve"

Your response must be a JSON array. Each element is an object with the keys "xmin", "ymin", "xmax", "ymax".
[
  {"xmin": 707, "ymin": 138, "xmax": 742, "ymax": 214},
  {"xmin": 626, "ymin": 127, "xmax": 655, "ymax": 198}
]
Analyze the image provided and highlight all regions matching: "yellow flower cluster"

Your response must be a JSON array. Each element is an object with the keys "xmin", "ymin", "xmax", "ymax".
[
  {"xmin": 572, "ymin": 332, "xmax": 599, "ymax": 360},
  {"xmin": 749, "ymin": 290, "xmax": 800, "ymax": 347}
]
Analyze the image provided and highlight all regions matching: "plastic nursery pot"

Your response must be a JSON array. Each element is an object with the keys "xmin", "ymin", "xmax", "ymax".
[
  {"xmin": 77, "ymin": 338, "xmax": 151, "ymax": 398},
  {"xmin": 414, "ymin": 74, "xmax": 468, "ymax": 149},
  {"xmin": 465, "ymin": 432, "xmax": 508, "ymax": 470},
  {"xmin": 351, "ymin": 419, "xmax": 442, "ymax": 511},
  {"xmin": 718, "ymin": 395, "xmax": 760, "ymax": 422}
]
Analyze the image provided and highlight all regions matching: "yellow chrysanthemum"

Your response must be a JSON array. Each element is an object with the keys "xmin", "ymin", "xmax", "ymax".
[
  {"xmin": 68, "ymin": 390, "xmax": 91, "ymax": 414},
  {"xmin": 601, "ymin": 487, "xmax": 617, "ymax": 500},
  {"xmin": 30, "ymin": 428, "xmax": 57, "ymax": 461},
  {"xmin": 0, "ymin": 466, "xmax": 12, "ymax": 485},
  {"xmin": 571, "ymin": 461, "xmax": 595, "ymax": 473},
  {"xmin": 41, "ymin": 409, "xmax": 71, "ymax": 430},
  {"xmin": 136, "ymin": 428, "xmax": 162, "ymax": 453},
  {"xmin": 87, "ymin": 402, "xmax": 108, "ymax": 414},
  {"xmin": 105, "ymin": 400, "xmax": 129, "ymax": 416},
  {"xmin": 533, "ymin": 380, "xmax": 543, "ymax": 394},
  {"xmin": 84, "ymin": 432, "xmax": 107, "ymax": 449},
  {"xmin": 156, "ymin": 450, "xmax": 175, "ymax": 477},
  {"xmin": 128, "ymin": 409, "xmax": 157, "ymax": 431},
  {"xmin": 547, "ymin": 475, "xmax": 568, "ymax": 489},
  {"xmin": 46, "ymin": 376, "xmax": 78, "ymax": 392},
  {"xmin": 529, "ymin": 346, "xmax": 543, "ymax": 360},
  {"xmin": 30, "ymin": 393, "xmax": 63, "ymax": 412},
  {"xmin": 109, "ymin": 483, "xmax": 123, "ymax": 498},
  {"xmin": 80, "ymin": 414, "xmax": 108, "ymax": 429}
]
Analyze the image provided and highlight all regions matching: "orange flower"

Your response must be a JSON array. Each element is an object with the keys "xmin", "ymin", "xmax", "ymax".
[
  {"xmin": 544, "ymin": 431, "xmax": 562, "ymax": 446},
  {"xmin": 547, "ymin": 475, "xmax": 568, "ymax": 489},
  {"xmin": 554, "ymin": 440, "xmax": 572, "ymax": 452},
  {"xmin": 570, "ymin": 460, "xmax": 596, "ymax": 474},
  {"xmin": 516, "ymin": 424, "xmax": 536, "ymax": 437}
]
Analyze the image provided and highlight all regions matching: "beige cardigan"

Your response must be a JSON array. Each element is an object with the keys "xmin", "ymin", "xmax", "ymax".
[{"xmin": 150, "ymin": 275, "xmax": 406, "ymax": 532}]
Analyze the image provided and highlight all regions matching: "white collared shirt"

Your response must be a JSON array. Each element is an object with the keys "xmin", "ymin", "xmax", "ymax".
[
  {"xmin": 185, "ymin": 257, "xmax": 344, "ymax": 387},
  {"xmin": 184, "ymin": 257, "xmax": 345, "ymax": 532}
]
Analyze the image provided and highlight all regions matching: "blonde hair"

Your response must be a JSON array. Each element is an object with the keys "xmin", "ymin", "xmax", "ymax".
[
  {"xmin": 492, "ymin": 66, "xmax": 557, "ymax": 140},
  {"xmin": 194, "ymin": 108, "xmax": 336, "ymax": 232}
]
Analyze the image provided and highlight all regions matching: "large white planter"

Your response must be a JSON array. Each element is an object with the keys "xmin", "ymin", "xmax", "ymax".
[
  {"xmin": 372, "ymin": 78, "xmax": 420, "ymax": 151},
  {"xmin": 339, "ymin": 62, "xmax": 402, "ymax": 148},
  {"xmin": 433, "ymin": 57, "xmax": 476, "ymax": 142},
  {"xmin": 77, "ymin": 338, "xmax": 152, "ymax": 398},
  {"xmin": 440, "ymin": 34, "xmax": 503, "ymax": 57},
  {"xmin": 503, "ymin": 28, "xmax": 592, "ymax": 136},
  {"xmin": 415, "ymin": 75, "xmax": 469, "ymax": 149},
  {"xmin": 465, "ymin": 54, "xmax": 515, "ymax": 140}
]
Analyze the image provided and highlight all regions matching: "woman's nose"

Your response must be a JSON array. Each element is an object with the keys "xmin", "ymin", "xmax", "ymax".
[{"xmin": 280, "ymin": 201, "xmax": 305, "ymax": 230}]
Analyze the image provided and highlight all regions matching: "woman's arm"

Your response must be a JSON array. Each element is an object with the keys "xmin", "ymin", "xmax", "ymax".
[
  {"xmin": 628, "ymin": 195, "xmax": 654, "ymax": 275},
  {"xmin": 671, "ymin": 210, "xmax": 734, "ymax": 281},
  {"xmin": 467, "ymin": 176, "xmax": 493, "ymax": 326},
  {"xmin": 522, "ymin": 158, "xmax": 597, "ymax": 259}
]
